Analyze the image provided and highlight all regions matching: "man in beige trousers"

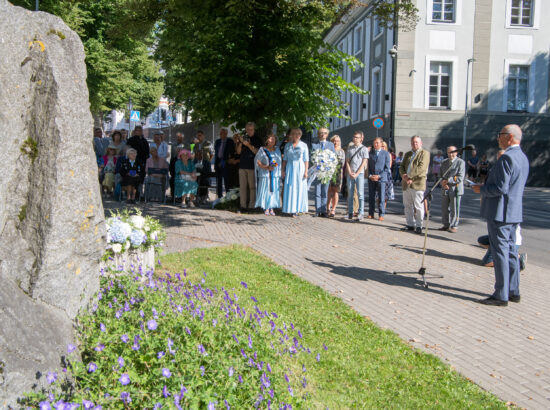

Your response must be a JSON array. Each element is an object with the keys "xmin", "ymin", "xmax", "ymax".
[{"xmin": 399, "ymin": 136, "xmax": 430, "ymax": 234}]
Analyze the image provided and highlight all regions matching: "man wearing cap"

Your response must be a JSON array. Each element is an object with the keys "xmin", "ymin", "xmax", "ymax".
[{"xmin": 439, "ymin": 146, "xmax": 466, "ymax": 233}]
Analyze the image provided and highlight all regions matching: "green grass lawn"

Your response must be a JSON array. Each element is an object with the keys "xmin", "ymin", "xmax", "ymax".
[{"xmin": 160, "ymin": 245, "xmax": 506, "ymax": 409}]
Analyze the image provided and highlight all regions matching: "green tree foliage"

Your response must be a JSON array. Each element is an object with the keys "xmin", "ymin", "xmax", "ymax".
[
  {"xmin": 155, "ymin": 0, "xmax": 365, "ymax": 130},
  {"xmin": 12, "ymin": 0, "xmax": 164, "ymax": 116}
]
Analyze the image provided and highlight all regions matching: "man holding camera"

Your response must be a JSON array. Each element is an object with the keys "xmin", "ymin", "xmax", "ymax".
[{"xmin": 235, "ymin": 122, "xmax": 262, "ymax": 211}]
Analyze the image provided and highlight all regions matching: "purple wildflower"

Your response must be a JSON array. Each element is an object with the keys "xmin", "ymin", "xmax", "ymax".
[
  {"xmin": 284, "ymin": 374, "xmax": 289, "ymax": 383},
  {"xmin": 197, "ymin": 344, "xmax": 208, "ymax": 356},
  {"xmin": 94, "ymin": 343, "xmax": 105, "ymax": 352},
  {"xmin": 163, "ymin": 385, "xmax": 170, "ymax": 398},
  {"xmin": 185, "ymin": 327, "xmax": 191, "ymax": 335},
  {"xmin": 139, "ymin": 310, "xmax": 145, "ymax": 318},
  {"xmin": 298, "ymin": 330, "xmax": 303, "ymax": 338},
  {"xmin": 238, "ymin": 374, "xmax": 243, "ymax": 383},
  {"xmin": 154, "ymin": 403, "xmax": 162, "ymax": 410},
  {"xmin": 200, "ymin": 366, "xmax": 205, "ymax": 376},
  {"xmin": 88, "ymin": 362, "xmax": 97, "ymax": 373},
  {"xmin": 120, "ymin": 391, "xmax": 131, "ymax": 404},
  {"xmin": 224, "ymin": 399, "xmax": 230, "ymax": 410},
  {"xmin": 39, "ymin": 402, "xmax": 51, "ymax": 410},
  {"xmin": 82, "ymin": 400, "xmax": 94, "ymax": 410},
  {"xmin": 147, "ymin": 319, "xmax": 158, "ymax": 331},
  {"xmin": 212, "ymin": 319, "xmax": 217, "ymax": 327},
  {"xmin": 157, "ymin": 351, "xmax": 165, "ymax": 359},
  {"xmin": 162, "ymin": 368, "xmax": 172, "ymax": 378},
  {"xmin": 100, "ymin": 323, "xmax": 106, "ymax": 332},
  {"xmin": 271, "ymin": 312, "xmax": 278, "ymax": 318},
  {"xmin": 267, "ymin": 363, "xmax": 272, "ymax": 373},
  {"xmin": 228, "ymin": 366, "xmax": 234, "ymax": 377},
  {"xmin": 121, "ymin": 334, "xmax": 129, "ymax": 343},
  {"xmin": 302, "ymin": 377, "xmax": 307, "ymax": 388},
  {"xmin": 232, "ymin": 334, "xmax": 239, "ymax": 344},
  {"xmin": 288, "ymin": 385, "xmax": 294, "ymax": 396},
  {"xmin": 240, "ymin": 281, "xmax": 247, "ymax": 288},
  {"xmin": 208, "ymin": 401, "xmax": 216, "ymax": 410},
  {"xmin": 119, "ymin": 373, "xmax": 131, "ymax": 386},
  {"xmin": 302, "ymin": 364, "xmax": 306, "ymax": 373},
  {"xmin": 248, "ymin": 334, "xmax": 253, "ymax": 349},
  {"xmin": 323, "ymin": 343, "xmax": 328, "ymax": 351},
  {"xmin": 115, "ymin": 310, "xmax": 122, "ymax": 319},
  {"xmin": 46, "ymin": 371, "xmax": 57, "ymax": 384},
  {"xmin": 118, "ymin": 356, "xmax": 124, "ymax": 368},
  {"xmin": 67, "ymin": 344, "xmax": 76, "ymax": 353},
  {"xmin": 251, "ymin": 296, "xmax": 257, "ymax": 303},
  {"xmin": 316, "ymin": 353, "xmax": 321, "ymax": 362}
]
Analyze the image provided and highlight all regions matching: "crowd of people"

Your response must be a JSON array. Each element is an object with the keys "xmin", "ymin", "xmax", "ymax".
[{"xmin": 93, "ymin": 122, "xmax": 530, "ymax": 306}]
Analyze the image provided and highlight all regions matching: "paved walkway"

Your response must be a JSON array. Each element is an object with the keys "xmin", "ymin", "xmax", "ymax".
[{"xmin": 105, "ymin": 193, "xmax": 550, "ymax": 409}]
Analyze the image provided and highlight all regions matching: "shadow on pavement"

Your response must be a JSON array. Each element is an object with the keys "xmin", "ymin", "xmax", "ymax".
[
  {"xmin": 308, "ymin": 259, "xmax": 485, "ymax": 303},
  {"xmin": 391, "ymin": 244, "xmax": 481, "ymax": 266}
]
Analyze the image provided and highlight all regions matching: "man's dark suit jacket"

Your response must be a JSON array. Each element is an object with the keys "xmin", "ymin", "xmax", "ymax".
[
  {"xmin": 214, "ymin": 137, "xmax": 235, "ymax": 169},
  {"xmin": 481, "ymin": 145, "xmax": 529, "ymax": 223}
]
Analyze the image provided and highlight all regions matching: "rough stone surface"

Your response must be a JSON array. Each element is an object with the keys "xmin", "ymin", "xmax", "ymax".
[{"xmin": 0, "ymin": 1, "xmax": 105, "ymax": 406}]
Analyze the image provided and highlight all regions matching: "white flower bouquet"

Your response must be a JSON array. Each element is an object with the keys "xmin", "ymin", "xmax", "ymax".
[
  {"xmin": 213, "ymin": 188, "xmax": 240, "ymax": 210},
  {"xmin": 104, "ymin": 209, "xmax": 165, "ymax": 259},
  {"xmin": 310, "ymin": 149, "xmax": 337, "ymax": 185}
]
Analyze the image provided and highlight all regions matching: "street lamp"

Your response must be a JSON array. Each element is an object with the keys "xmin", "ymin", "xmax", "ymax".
[
  {"xmin": 388, "ymin": 44, "xmax": 398, "ymax": 150},
  {"xmin": 462, "ymin": 58, "xmax": 476, "ymax": 149},
  {"xmin": 35, "ymin": 0, "xmax": 38, "ymax": 11}
]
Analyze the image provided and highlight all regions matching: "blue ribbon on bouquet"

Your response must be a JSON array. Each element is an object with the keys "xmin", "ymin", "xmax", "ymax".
[{"xmin": 264, "ymin": 148, "xmax": 275, "ymax": 193}]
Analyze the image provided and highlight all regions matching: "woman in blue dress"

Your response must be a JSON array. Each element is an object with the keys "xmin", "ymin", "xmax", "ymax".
[
  {"xmin": 255, "ymin": 134, "xmax": 282, "ymax": 215},
  {"xmin": 174, "ymin": 149, "xmax": 198, "ymax": 207},
  {"xmin": 282, "ymin": 128, "xmax": 309, "ymax": 216}
]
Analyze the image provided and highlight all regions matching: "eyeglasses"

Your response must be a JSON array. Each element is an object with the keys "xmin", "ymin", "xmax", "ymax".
[{"xmin": 496, "ymin": 132, "xmax": 509, "ymax": 139}]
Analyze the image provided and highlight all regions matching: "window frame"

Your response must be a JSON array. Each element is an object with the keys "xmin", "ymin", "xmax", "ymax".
[
  {"xmin": 505, "ymin": 0, "xmax": 540, "ymax": 29},
  {"xmin": 428, "ymin": 61, "xmax": 453, "ymax": 110},
  {"xmin": 352, "ymin": 78, "xmax": 362, "ymax": 123},
  {"xmin": 353, "ymin": 24, "xmax": 363, "ymax": 55},
  {"xmin": 431, "ymin": 0, "xmax": 456, "ymax": 23},
  {"xmin": 506, "ymin": 64, "xmax": 530, "ymax": 112},
  {"xmin": 371, "ymin": 66, "xmax": 382, "ymax": 117},
  {"xmin": 502, "ymin": 59, "xmax": 536, "ymax": 113},
  {"xmin": 426, "ymin": 0, "xmax": 462, "ymax": 25},
  {"xmin": 373, "ymin": 16, "xmax": 383, "ymax": 39},
  {"xmin": 424, "ymin": 56, "xmax": 458, "ymax": 110}
]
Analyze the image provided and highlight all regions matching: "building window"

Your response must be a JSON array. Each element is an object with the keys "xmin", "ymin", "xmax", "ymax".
[
  {"xmin": 507, "ymin": 65, "xmax": 529, "ymax": 111},
  {"xmin": 371, "ymin": 69, "xmax": 381, "ymax": 116},
  {"xmin": 510, "ymin": 0, "xmax": 533, "ymax": 26},
  {"xmin": 352, "ymin": 79, "xmax": 361, "ymax": 123},
  {"xmin": 373, "ymin": 17, "xmax": 383, "ymax": 38},
  {"xmin": 432, "ymin": 0, "xmax": 455, "ymax": 22},
  {"xmin": 429, "ymin": 62, "xmax": 452, "ymax": 109},
  {"xmin": 354, "ymin": 25, "xmax": 363, "ymax": 54}
]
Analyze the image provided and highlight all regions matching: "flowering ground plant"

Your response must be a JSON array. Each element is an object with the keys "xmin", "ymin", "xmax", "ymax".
[
  {"xmin": 22, "ymin": 265, "xmax": 321, "ymax": 409},
  {"xmin": 310, "ymin": 149, "xmax": 337, "ymax": 184},
  {"xmin": 104, "ymin": 209, "xmax": 165, "ymax": 259}
]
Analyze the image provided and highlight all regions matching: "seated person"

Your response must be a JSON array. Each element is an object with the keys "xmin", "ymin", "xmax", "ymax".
[
  {"xmin": 174, "ymin": 149, "xmax": 198, "ymax": 208},
  {"xmin": 120, "ymin": 148, "xmax": 145, "ymax": 204}
]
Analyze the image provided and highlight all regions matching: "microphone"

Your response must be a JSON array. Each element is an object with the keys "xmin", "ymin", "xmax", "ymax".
[{"xmin": 449, "ymin": 144, "xmax": 475, "ymax": 153}]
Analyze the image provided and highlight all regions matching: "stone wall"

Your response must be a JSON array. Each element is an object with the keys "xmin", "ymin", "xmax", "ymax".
[{"xmin": 0, "ymin": 1, "xmax": 105, "ymax": 406}]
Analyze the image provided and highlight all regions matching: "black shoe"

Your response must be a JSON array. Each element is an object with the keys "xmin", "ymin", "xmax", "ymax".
[
  {"xmin": 478, "ymin": 296, "xmax": 508, "ymax": 306},
  {"xmin": 509, "ymin": 295, "xmax": 521, "ymax": 303},
  {"xmin": 401, "ymin": 226, "xmax": 414, "ymax": 231},
  {"xmin": 415, "ymin": 227, "xmax": 422, "ymax": 234},
  {"xmin": 320, "ymin": 213, "xmax": 327, "ymax": 218}
]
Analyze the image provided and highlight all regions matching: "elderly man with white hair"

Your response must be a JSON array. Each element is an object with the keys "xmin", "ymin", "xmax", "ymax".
[{"xmin": 473, "ymin": 124, "xmax": 529, "ymax": 306}]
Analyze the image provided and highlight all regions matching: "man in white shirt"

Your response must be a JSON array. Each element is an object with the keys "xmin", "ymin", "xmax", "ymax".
[{"xmin": 345, "ymin": 131, "xmax": 369, "ymax": 221}]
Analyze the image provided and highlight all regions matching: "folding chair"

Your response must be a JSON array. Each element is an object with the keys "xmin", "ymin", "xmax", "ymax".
[{"xmin": 143, "ymin": 168, "xmax": 169, "ymax": 204}]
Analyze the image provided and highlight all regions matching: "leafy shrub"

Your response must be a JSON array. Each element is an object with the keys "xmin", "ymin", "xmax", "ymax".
[{"xmin": 23, "ymin": 267, "xmax": 322, "ymax": 409}]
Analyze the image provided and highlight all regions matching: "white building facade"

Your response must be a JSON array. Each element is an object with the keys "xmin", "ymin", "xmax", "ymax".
[{"xmin": 324, "ymin": 0, "xmax": 549, "ymax": 184}]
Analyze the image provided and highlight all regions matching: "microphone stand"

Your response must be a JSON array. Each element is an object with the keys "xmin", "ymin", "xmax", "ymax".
[{"xmin": 393, "ymin": 157, "xmax": 457, "ymax": 288}]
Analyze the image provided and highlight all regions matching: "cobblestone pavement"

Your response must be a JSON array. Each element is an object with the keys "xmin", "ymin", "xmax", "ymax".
[{"xmin": 104, "ymin": 191, "xmax": 550, "ymax": 409}]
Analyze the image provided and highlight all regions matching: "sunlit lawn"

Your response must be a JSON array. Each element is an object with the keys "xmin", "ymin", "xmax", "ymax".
[{"xmin": 160, "ymin": 245, "xmax": 506, "ymax": 409}]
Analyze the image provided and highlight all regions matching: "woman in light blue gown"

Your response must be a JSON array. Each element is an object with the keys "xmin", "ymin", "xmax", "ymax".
[
  {"xmin": 282, "ymin": 128, "xmax": 309, "ymax": 216},
  {"xmin": 255, "ymin": 134, "xmax": 282, "ymax": 215}
]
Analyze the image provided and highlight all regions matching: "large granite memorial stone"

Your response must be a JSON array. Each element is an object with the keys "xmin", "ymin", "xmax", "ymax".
[{"xmin": 0, "ymin": 1, "xmax": 105, "ymax": 406}]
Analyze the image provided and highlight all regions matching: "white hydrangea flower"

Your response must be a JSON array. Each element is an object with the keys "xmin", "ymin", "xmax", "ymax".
[
  {"xmin": 130, "ymin": 215, "xmax": 145, "ymax": 229},
  {"xmin": 112, "ymin": 243, "xmax": 122, "ymax": 253}
]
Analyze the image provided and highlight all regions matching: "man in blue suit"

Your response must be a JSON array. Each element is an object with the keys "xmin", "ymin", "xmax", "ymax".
[
  {"xmin": 214, "ymin": 128, "xmax": 235, "ymax": 198},
  {"xmin": 311, "ymin": 128, "xmax": 335, "ymax": 217},
  {"xmin": 367, "ymin": 137, "xmax": 391, "ymax": 220},
  {"xmin": 473, "ymin": 124, "xmax": 529, "ymax": 306}
]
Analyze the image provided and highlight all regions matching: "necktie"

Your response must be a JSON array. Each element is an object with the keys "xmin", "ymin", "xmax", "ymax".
[
  {"xmin": 218, "ymin": 139, "xmax": 225, "ymax": 159},
  {"xmin": 321, "ymin": 141, "xmax": 325, "ymax": 150}
]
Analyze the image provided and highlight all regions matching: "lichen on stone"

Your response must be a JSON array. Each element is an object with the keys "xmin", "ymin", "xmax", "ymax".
[
  {"xmin": 47, "ymin": 28, "xmax": 65, "ymax": 40},
  {"xmin": 18, "ymin": 204, "xmax": 27, "ymax": 222},
  {"xmin": 20, "ymin": 137, "xmax": 38, "ymax": 163}
]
